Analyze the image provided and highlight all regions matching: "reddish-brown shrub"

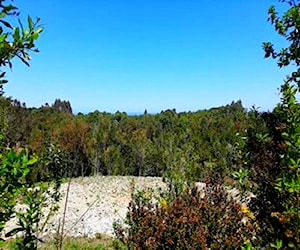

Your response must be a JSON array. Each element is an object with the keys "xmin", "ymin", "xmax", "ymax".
[{"xmin": 116, "ymin": 183, "xmax": 256, "ymax": 249}]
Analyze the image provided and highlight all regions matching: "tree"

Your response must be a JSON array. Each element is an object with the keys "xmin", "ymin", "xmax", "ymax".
[
  {"xmin": 0, "ymin": 0, "xmax": 43, "ymax": 94},
  {"xmin": 0, "ymin": 97, "xmax": 32, "ymax": 147},
  {"xmin": 263, "ymin": 0, "xmax": 300, "ymax": 89},
  {"xmin": 0, "ymin": 2, "xmax": 62, "ymax": 250},
  {"xmin": 260, "ymin": 1, "xmax": 300, "ymax": 248},
  {"xmin": 52, "ymin": 99, "xmax": 73, "ymax": 114}
]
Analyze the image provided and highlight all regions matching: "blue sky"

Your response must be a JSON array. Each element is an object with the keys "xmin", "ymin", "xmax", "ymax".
[{"xmin": 4, "ymin": 0, "xmax": 292, "ymax": 114}]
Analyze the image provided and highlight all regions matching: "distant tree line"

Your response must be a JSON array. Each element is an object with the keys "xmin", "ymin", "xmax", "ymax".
[{"xmin": 0, "ymin": 97, "xmax": 271, "ymax": 182}]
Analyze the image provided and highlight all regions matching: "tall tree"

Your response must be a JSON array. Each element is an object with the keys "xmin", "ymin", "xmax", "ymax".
[{"xmin": 52, "ymin": 99, "xmax": 73, "ymax": 114}]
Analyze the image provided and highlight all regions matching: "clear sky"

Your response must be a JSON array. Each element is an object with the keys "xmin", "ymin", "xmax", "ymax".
[{"xmin": 3, "ymin": 0, "xmax": 293, "ymax": 114}]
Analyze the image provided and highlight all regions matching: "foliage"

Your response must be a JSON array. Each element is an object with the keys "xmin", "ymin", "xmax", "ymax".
[
  {"xmin": 0, "ymin": 97, "xmax": 251, "ymax": 180},
  {"xmin": 0, "ymin": 147, "xmax": 63, "ymax": 250},
  {"xmin": 230, "ymin": 83, "xmax": 298, "ymax": 250},
  {"xmin": 3, "ymin": 0, "xmax": 300, "ymax": 249},
  {"xmin": 263, "ymin": 0, "xmax": 300, "ymax": 89},
  {"xmin": 0, "ymin": 1, "xmax": 63, "ymax": 249},
  {"xmin": 0, "ymin": 0, "xmax": 43, "ymax": 94},
  {"xmin": 0, "ymin": 148, "xmax": 36, "ymax": 240},
  {"xmin": 262, "ymin": 0, "xmax": 300, "ymax": 248},
  {"xmin": 272, "ymin": 82, "xmax": 300, "ymax": 248},
  {"xmin": 229, "ymin": 0, "xmax": 300, "ymax": 248},
  {"xmin": 234, "ymin": 110, "xmax": 287, "ymax": 248},
  {"xmin": 116, "ymin": 182, "xmax": 256, "ymax": 250},
  {"xmin": 28, "ymin": 143, "xmax": 72, "ymax": 183},
  {"xmin": 52, "ymin": 99, "xmax": 73, "ymax": 114},
  {"xmin": 1, "ymin": 236, "xmax": 120, "ymax": 250}
]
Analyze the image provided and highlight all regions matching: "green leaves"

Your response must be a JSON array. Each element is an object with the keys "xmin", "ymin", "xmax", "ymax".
[
  {"xmin": 270, "ymin": 239, "xmax": 283, "ymax": 249},
  {"xmin": 0, "ymin": 2, "xmax": 43, "ymax": 91},
  {"xmin": 264, "ymin": 15, "xmax": 300, "ymax": 244},
  {"xmin": 0, "ymin": 33, "xmax": 7, "ymax": 42},
  {"xmin": 0, "ymin": 145, "xmax": 63, "ymax": 249},
  {"xmin": 0, "ymin": 148, "xmax": 35, "ymax": 242},
  {"xmin": 0, "ymin": 2, "xmax": 61, "ymax": 249},
  {"xmin": 263, "ymin": 1, "xmax": 300, "ymax": 89},
  {"xmin": 232, "ymin": 168, "xmax": 249, "ymax": 185},
  {"xmin": 13, "ymin": 26, "xmax": 20, "ymax": 41}
]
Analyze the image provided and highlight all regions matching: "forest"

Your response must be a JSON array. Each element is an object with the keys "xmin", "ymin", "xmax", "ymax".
[
  {"xmin": 0, "ymin": 97, "xmax": 255, "ymax": 180},
  {"xmin": 0, "ymin": 0, "xmax": 299, "ymax": 249}
]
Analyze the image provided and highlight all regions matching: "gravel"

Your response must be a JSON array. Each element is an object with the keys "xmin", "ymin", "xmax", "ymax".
[
  {"xmin": 40, "ymin": 176, "xmax": 166, "ymax": 239},
  {"xmin": 3, "ymin": 176, "xmax": 248, "ymax": 241}
]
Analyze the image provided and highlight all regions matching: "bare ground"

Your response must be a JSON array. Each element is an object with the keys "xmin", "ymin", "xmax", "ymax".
[{"xmin": 10, "ymin": 176, "xmax": 167, "ymax": 240}]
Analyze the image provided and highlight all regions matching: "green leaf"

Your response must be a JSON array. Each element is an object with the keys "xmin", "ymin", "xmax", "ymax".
[
  {"xmin": 27, "ymin": 157, "xmax": 38, "ymax": 166},
  {"xmin": 35, "ymin": 27, "xmax": 43, "ymax": 34},
  {"xmin": 7, "ymin": 150, "xmax": 16, "ymax": 162},
  {"xmin": 0, "ymin": 12, "xmax": 6, "ymax": 19},
  {"xmin": 22, "ymin": 28, "xmax": 29, "ymax": 37},
  {"xmin": 3, "ymin": 4, "xmax": 18, "ymax": 13},
  {"xmin": 13, "ymin": 27, "xmax": 20, "ymax": 41},
  {"xmin": 31, "ymin": 32, "xmax": 39, "ymax": 41},
  {"xmin": 28, "ymin": 15, "xmax": 33, "ymax": 30},
  {"xmin": 0, "ymin": 33, "xmax": 7, "ymax": 42}
]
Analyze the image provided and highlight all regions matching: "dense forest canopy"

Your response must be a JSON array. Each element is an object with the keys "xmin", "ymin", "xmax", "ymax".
[
  {"xmin": 1, "ymin": 97, "xmax": 251, "ymax": 178},
  {"xmin": 0, "ymin": 97, "xmax": 262, "ymax": 180}
]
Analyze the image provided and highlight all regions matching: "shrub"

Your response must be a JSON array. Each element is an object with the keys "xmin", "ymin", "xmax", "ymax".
[
  {"xmin": 116, "ymin": 182, "xmax": 256, "ymax": 249},
  {"xmin": 235, "ymin": 88, "xmax": 300, "ymax": 249}
]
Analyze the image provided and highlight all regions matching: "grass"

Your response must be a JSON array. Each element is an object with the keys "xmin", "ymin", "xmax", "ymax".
[{"xmin": 0, "ymin": 236, "xmax": 128, "ymax": 250}]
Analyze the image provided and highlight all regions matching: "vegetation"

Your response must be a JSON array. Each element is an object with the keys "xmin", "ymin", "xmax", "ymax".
[
  {"xmin": 0, "ymin": 98, "xmax": 251, "ymax": 181},
  {"xmin": 0, "ymin": 0, "xmax": 42, "ymax": 94},
  {"xmin": 115, "ymin": 181, "xmax": 256, "ymax": 249},
  {"xmin": 1, "ymin": 236, "xmax": 125, "ymax": 250},
  {"xmin": 0, "ymin": 1, "xmax": 62, "ymax": 249},
  {"xmin": 0, "ymin": 0, "xmax": 299, "ymax": 249}
]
